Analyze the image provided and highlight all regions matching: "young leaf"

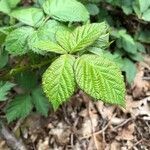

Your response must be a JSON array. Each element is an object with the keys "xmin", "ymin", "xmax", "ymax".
[
  {"xmin": 28, "ymin": 20, "xmax": 64, "ymax": 54},
  {"xmin": 93, "ymin": 33, "xmax": 110, "ymax": 49},
  {"xmin": 0, "ymin": 81, "xmax": 15, "ymax": 101},
  {"xmin": 31, "ymin": 87, "xmax": 50, "ymax": 116},
  {"xmin": 74, "ymin": 54, "xmax": 125, "ymax": 107},
  {"xmin": 56, "ymin": 29, "xmax": 72, "ymax": 52},
  {"xmin": 43, "ymin": 0, "xmax": 89, "ymax": 22},
  {"xmin": 11, "ymin": 7, "xmax": 45, "ymax": 27},
  {"xmin": 36, "ymin": 40, "xmax": 67, "ymax": 54},
  {"xmin": 6, "ymin": 94, "xmax": 33, "ymax": 123},
  {"xmin": 5, "ymin": 27, "xmax": 34, "ymax": 56},
  {"xmin": 69, "ymin": 22, "xmax": 108, "ymax": 53},
  {"xmin": 42, "ymin": 54, "xmax": 76, "ymax": 110}
]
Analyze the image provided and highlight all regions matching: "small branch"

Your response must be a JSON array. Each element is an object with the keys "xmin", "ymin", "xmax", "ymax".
[
  {"xmin": 113, "ymin": 118, "xmax": 133, "ymax": 130},
  {"xmin": 0, "ymin": 121, "xmax": 27, "ymax": 150},
  {"xmin": 0, "ymin": 59, "xmax": 52, "ymax": 80}
]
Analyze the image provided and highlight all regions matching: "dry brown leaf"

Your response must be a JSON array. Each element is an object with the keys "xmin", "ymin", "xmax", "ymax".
[
  {"xmin": 37, "ymin": 137, "xmax": 50, "ymax": 150},
  {"xmin": 88, "ymin": 134, "xmax": 105, "ymax": 150},
  {"xmin": 0, "ymin": 139, "xmax": 10, "ymax": 150},
  {"xmin": 132, "ymin": 63, "xmax": 150, "ymax": 99},
  {"xmin": 116, "ymin": 123, "xmax": 135, "ymax": 141},
  {"xmin": 110, "ymin": 140, "xmax": 121, "ymax": 150},
  {"xmin": 95, "ymin": 101, "xmax": 115, "ymax": 119},
  {"xmin": 80, "ymin": 108, "xmax": 99, "ymax": 137},
  {"xmin": 123, "ymin": 95, "xmax": 150, "ymax": 119},
  {"xmin": 49, "ymin": 122, "xmax": 71, "ymax": 145}
]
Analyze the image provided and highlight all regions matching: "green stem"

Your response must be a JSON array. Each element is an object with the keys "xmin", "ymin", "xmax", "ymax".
[{"xmin": 0, "ymin": 59, "xmax": 52, "ymax": 81}]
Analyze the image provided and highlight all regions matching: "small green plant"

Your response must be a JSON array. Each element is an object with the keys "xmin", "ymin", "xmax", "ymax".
[
  {"xmin": 39, "ymin": 23, "xmax": 126, "ymax": 110},
  {"xmin": 0, "ymin": 0, "xmax": 126, "ymax": 121}
]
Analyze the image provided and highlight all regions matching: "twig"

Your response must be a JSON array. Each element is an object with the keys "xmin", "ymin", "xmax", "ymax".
[
  {"xmin": 87, "ymin": 101, "xmax": 99, "ymax": 150},
  {"xmin": 113, "ymin": 118, "xmax": 133, "ymax": 130},
  {"xmin": 0, "ymin": 58, "xmax": 52, "ymax": 80},
  {"xmin": 129, "ymin": 139, "xmax": 143, "ymax": 150},
  {"xmin": 94, "ymin": 121, "xmax": 110, "ymax": 135},
  {"xmin": 0, "ymin": 121, "xmax": 27, "ymax": 150}
]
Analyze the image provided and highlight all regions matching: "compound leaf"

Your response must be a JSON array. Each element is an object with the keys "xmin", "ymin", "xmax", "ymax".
[
  {"xmin": 11, "ymin": 7, "xmax": 45, "ymax": 27},
  {"xmin": 43, "ymin": 0, "xmax": 89, "ymax": 22},
  {"xmin": 74, "ymin": 54, "xmax": 125, "ymax": 107},
  {"xmin": 0, "ymin": 81, "xmax": 15, "ymax": 101},
  {"xmin": 42, "ymin": 54, "xmax": 76, "ymax": 110},
  {"xmin": 6, "ymin": 94, "xmax": 33, "ymax": 123},
  {"xmin": 5, "ymin": 27, "xmax": 34, "ymax": 56}
]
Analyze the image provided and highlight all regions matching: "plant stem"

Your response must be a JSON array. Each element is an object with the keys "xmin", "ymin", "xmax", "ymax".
[{"xmin": 0, "ymin": 59, "xmax": 52, "ymax": 80}]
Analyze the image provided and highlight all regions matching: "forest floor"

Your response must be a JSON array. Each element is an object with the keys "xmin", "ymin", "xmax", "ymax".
[{"xmin": 0, "ymin": 56, "xmax": 150, "ymax": 150}]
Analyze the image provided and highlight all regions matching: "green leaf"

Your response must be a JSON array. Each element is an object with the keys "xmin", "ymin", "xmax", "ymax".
[
  {"xmin": 129, "ymin": 53, "xmax": 144, "ymax": 62},
  {"xmin": 86, "ymin": 3, "xmax": 99, "ymax": 16},
  {"xmin": 0, "ymin": 26, "xmax": 14, "ymax": 45},
  {"xmin": 120, "ymin": 32, "xmax": 137, "ymax": 54},
  {"xmin": 122, "ymin": 5, "xmax": 132, "ymax": 15},
  {"xmin": 122, "ymin": 58, "xmax": 137, "ymax": 83},
  {"xmin": 56, "ymin": 29, "xmax": 72, "ymax": 52},
  {"xmin": 32, "ymin": 87, "xmax": 50, "ymax": 116},
  {"xmin": 0, "ymin": 0, "xmax": 10, "ymax": 14},
  {"xmin": 15, "ymin": 71, "xmax": 38, "ymax": 91},
  {"xmin": 88, "ymin": 47, "xmax": 103, "ymax": 56},
  {"xmin": 74, "ymin": 54, "xmax": 125, "ymax": 107},
  {"xmin": 28, "ymin": 20, "xmax": 63, "ymax": 54},
  {"xmin": 0, "ymin": 81, "xmax": 15, "ymax": 101},
  {"xmin": 43, "ymin": 0, "xmax": 89, "ymax": 22},
  {"xmin": 69, "ymin": 22, "xmax": 108, "ymax": 53},
  {"xmin": 0, "ymin": 50, "xmax": 8, "ymax": 69},
  {"xmin": 0, "ymin": 26, "xmax": 14, "ymax": 36},
  {"xmin": 42, "ymin": 54, "xmax": 76, "ymax": 110},
  {"xmin": 5, "ymin": 27, "xmax": 34, "ymax": 56},
  {"xmin": 136, "ymin": 42, "xmax": 145, "ymax": 52},
  {"xmin": 0, "ymin": 0, "xmax": 21, "ymax": 14},
  {"xmin": 92, "ymin": 33, "xmax": 110, "ymax": 49},
  {"xmin": 138, "ymin": 0, "xmax": 150, "ymax": 13},
  {"xmin": 137, "ymin": 30, "xmax": 150, "ymax": 44},
  {"xmin": 36, "ymin": 40, "xmax": 67, "ymax": 54},
  {"xmin": 6, "ymin": 94, "xmax": 33, "ymax": 123},
  {"xmin": 11, "ymin": 7, "xmax": 45, "ymax": 27},
  {"xmin": 142, "ymin": 9, "xmax": 150, "ymax": 21}
]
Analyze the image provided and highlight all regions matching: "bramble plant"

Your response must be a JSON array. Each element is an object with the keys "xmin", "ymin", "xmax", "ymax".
[{"xmin": 0, "ymin": 0, "xmax": 127, "ymax": 121}]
